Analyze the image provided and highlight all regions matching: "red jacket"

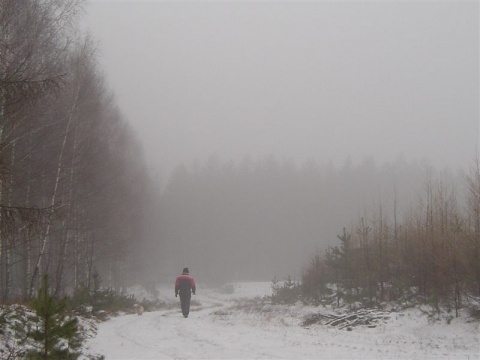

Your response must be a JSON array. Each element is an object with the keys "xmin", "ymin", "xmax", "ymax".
[{"xmin": 175, "ymin": 274, "xmax": 196, "ymax": 295}]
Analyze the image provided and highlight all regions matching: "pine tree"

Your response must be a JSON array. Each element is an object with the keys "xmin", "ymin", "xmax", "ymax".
[
  {"xmin": 271, "ymin": 276, "xmax": 300, "ymax": 304},
  {"xmin": 27, "ymin": 274, "xmax": 82, "ymax": 359}
]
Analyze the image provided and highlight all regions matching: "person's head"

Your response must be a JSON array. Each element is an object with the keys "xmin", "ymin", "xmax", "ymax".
[{"xmin": 182, "ymin": 267, "xmax": 189, "ymax": 275}]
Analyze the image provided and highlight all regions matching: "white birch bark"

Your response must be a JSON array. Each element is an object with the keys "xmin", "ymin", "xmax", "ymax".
[
  {"xmin": 29, "ymin": 82, "xmax": 81, "ymax": 297},
  {"xmin": 3, "ymin": 139, "xmax": 16, "ymax": 301},
  {"xmin": 24, "ymin": 127, "xmax": 33, "ymax": 298},
  {"xmin": 54, "ymin": 124, "xmax": 78, "ymax": 295},
  {"xmin": 0, "ymin": 6, "xmax": 9, "ymax": 298}
]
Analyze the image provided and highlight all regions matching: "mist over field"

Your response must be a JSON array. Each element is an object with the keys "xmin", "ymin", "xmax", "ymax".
[
  {"xmin": 85, "ymin": 0, "xmax": 478, "ymax": 182},
  {"xmin": 84, "ymin": 0, "xmax": 478, "ymax": 284},
  {"xmin": 0, "ymin": 0, "xmax": 477, "ymax": 301},
  {"xmin": 1, "ymin": 1, "xmax": 479, "ymax": 359},
  {"xmin": 151, "ymin": 156, "xmax": 459, "ymax": 283}
]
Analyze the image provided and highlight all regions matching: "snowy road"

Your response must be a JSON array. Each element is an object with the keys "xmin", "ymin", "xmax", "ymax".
[{"xmin": 84, "ymin": 283, "xmax": 479, "ymax": 359}]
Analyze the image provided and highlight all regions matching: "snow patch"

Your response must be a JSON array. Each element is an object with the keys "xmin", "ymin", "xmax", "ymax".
[{"xmin": 83, "ymin": 282, "xmax": 480, "ymax": 359}]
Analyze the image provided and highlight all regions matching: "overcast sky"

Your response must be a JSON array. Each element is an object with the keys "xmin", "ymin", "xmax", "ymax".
[{"xmin": 85, "ymin": 0, "xmax": 479, "ymax": 181}]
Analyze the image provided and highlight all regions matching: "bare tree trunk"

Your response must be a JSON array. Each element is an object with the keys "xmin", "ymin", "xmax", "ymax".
[
  {"xmin": 23, "ymin": 128, "xmax": 33, "ymax": 299},
  {"xmin": 475, "ymin": 159, "xmax": 480, "ymax": 297},
  {"xmin": 359, "ymin": 217, "xmax": 373, "ymax": 302},
  {"xmin": 0, "ymin": 13, "xmax": 8, "ymax": 302},
  {"xmin": 87, "ymin": 232, "xmax": 95, "ymax": 290},
  {"xmin": 54, "ymin": 125, "xmax": 78, "ymax": 296},
  {"xmin": 421, "ymin": 176, "xmax": 434, "ymax": 299},
  {"xmin": 470, "ymin": 157, "xmax": 480, "ymax": 296},
  {"xmin": 4, "ymin": 140, "xmax": 16, "ymax": 301},
  {"xmin": 393, "ymin": 183, "xmax": 400, "ymax": 260},
  {"xmin": 29, "ymin": 83, "xmax": 80, "ymax": 297},
  {"xmin": 452, "ymin": 236, "xmax": 460, "ymax": 317},
  {"xmin": 378, "ymin": 202, "xmax": 385, "ymax": 302}
]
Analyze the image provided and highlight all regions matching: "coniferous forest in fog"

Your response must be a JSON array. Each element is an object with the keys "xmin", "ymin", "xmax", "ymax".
[{"xmin": 157, "ymin": 156, "xmax": 474, "ymax": 286}]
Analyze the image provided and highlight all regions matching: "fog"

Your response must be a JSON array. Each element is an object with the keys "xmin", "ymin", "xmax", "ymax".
[{"xmin": 84, "ymin": 1, "xmax": 479, "ymax": 283}]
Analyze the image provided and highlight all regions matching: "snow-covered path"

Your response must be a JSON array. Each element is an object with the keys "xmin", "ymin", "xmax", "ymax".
[{"xmin": 84, "ymin": 283, "xmax": 479, "ymax": 359}]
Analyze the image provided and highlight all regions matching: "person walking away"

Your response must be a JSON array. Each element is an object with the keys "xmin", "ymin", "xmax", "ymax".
[{"xmin": 175, "ymin": 268, "xmax": 196, "ymax": 318}]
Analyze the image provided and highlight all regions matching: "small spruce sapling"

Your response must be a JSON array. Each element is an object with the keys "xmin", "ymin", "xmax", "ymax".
[{"xmin": 27, "ymin": 274, "xmax": 82, "ymax": 359}]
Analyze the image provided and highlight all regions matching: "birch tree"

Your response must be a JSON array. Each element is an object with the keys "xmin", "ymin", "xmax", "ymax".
[{"xmin": 0, "ymin": 0, "xmax": 83, "ymax": 301}]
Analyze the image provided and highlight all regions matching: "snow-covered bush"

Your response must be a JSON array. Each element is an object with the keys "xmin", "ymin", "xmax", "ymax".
[
  {"xmin": 70, "ymin": 272, "xmax": 138, "ymax": 317},
  {"xmin": 26, "ymin": 275, "xmax": 83, "ymax": 359},
  {"xmin": 271, "ymin": 276, "xmax": 301, "ymax": 304}
]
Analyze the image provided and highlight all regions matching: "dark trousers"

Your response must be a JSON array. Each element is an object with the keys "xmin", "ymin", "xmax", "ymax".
[{"xmin": 179, "ymin": 291, "xmax": 191, "ymax": 317}]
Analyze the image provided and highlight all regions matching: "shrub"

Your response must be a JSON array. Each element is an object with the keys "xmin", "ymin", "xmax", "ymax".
[
  {"xmin": 271, "ymin": 276, "xmax": 301, "ymax": 304},
  {"xmin": 27, "ymin": 274, "xmax": 82, "ymax": 359},
  {"xmin": 71, "ymin": 272, "xmax": 138, "ymax": 317}
]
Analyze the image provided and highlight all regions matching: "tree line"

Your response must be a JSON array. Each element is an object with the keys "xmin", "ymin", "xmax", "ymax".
[
  {"xmin": 0, "ymin": 0, "xmax": 158, "ymax": 303},
  {"xmin": 2, "ymin": 0, "xmax": 476, "ymax": 316},
  {"xmin": 158, "ymin": 154, "xmax": 463, "ymax": 284},
  {"xmin": 302, "ymin": 160, "xmax": 480, "ymax": 313}
]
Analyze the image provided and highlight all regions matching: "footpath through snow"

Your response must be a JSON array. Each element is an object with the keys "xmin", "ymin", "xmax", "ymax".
[{"xmin": 84, "ymin": 282, "xmax": 479, "ymax": 359}]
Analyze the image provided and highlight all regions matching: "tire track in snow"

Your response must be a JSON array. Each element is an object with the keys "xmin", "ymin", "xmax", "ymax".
[
  {"xmin": 85, "ymin": 284, "xmax": 480, "ymax": 359},
  {"xmin": 109, "ymin": 312, "xmax": 175, "ymax": 359},
  {"xmin": 98, "ymin": 292, "xmax": 233, "ymax": 359}
]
